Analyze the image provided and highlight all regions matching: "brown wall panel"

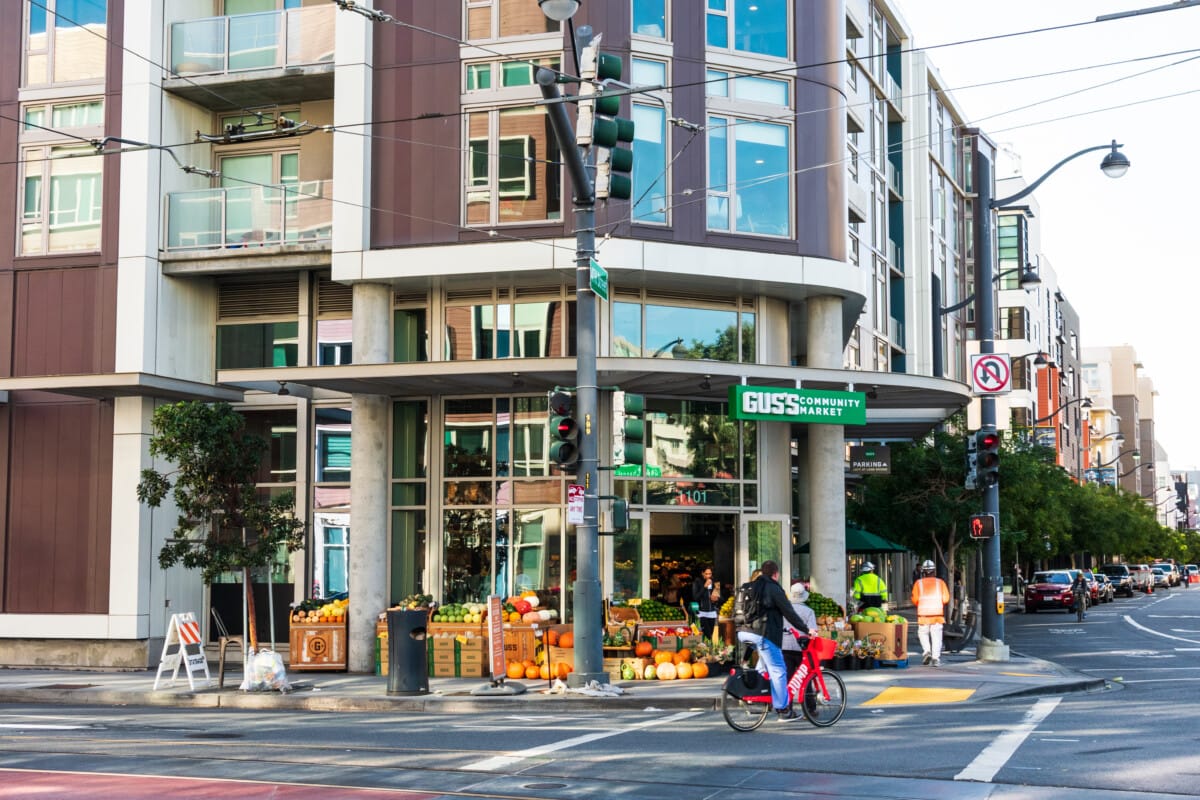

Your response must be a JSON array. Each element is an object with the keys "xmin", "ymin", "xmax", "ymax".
[
  {"xmin": 4, "ymin": 396, "xmax": 113, "ymax": 614},
  {"xmin": 11, "ymin": 266, "xmax": 116, "ymax": 376}
]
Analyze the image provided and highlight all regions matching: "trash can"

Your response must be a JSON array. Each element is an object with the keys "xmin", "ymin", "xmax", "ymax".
[{"xmin": 386, "ymin": 609, "xmax": 429, "ymax": 696}]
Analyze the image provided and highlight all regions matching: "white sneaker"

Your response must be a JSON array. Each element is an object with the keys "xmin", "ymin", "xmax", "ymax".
[
  {"xmin": 922, "ymin": 653, "xmax": 932, "ymax": 665},
  {"xmin": 932, "ymin": 658, "xmax": 941, "ymax": 667}
]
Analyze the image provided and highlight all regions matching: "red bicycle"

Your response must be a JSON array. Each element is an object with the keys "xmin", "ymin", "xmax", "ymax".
[{"xmin": 720, "ymin": 634, "xmax": 846, "ymax": 731}]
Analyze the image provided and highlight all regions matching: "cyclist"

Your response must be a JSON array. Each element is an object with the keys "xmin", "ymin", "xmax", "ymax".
[
  {"xmin": 1071, "ymin": 571, "xmax": 1089, "ymax": 620},
  {"xmin": 736, "ymin": 560, "xmax": 812, "ymax": 722}
]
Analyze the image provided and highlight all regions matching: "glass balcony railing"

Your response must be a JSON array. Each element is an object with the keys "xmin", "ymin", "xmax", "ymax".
[
  {"xmin": 170, "ymin": 6, "xmax": 334, "ymax": 77},
  {"xmin": 165, "ymin": 180, "xmax": 332, "ymax": 252}
]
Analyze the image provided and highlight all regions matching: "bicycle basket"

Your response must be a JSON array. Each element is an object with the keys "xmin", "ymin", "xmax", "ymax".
[{"xmin": 809, "ymin": 636, "xmax": 837, "ymax": 662}]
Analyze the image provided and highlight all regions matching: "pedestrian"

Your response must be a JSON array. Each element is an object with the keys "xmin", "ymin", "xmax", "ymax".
[
  {"xmin": 911, "ymin": 560, "xmax": 950, "ymax": 666},
  {"xmin": 782, "ymin": 582, "xmax": 819, "ymax": 678},
  {"xmin": 853, "ymin": 561, "xmax": 889, "ymax": 612},
  {"xmin": 735, "ymin": 560, "xmax": 811, "ymax": 722},
  {"xmin": 691, "ymin": 565, "xmax": 721, "ymax": 640}
]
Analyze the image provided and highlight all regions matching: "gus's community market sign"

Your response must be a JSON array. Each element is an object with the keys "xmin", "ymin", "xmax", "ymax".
[{"xmin": 727, "ymin": 385, "xmax": 866, "ymax": 426}]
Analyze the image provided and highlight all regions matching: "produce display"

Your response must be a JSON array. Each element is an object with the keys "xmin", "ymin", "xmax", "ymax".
[
  {"xmin": 804, "ymin": 591, "xmax": 844, "ymax": 618},
  {"xmin": 432, "ymin": 602, "xmax": 487, "ymax": 624},
  {"xmin": 630, "ymin": 597, "xmax": 685, "ymax": 621},
  {"xmin": 399, "ymin": 593, "xmax": 433, "ymax": 609},
  {"xmin": 292, "ymin": 597, "xmax": 347, "ymax": 624},
  {"xmin": 849, "ymin": 606, "xmax": 905, "ymax": 624},
  {"xmin": 602, "ymin": 627, "xmax": 632, "ymax": 647}
]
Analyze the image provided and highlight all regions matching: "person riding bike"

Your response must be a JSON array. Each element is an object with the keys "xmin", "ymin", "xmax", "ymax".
[
  {"xmin": 735, "ymin": 560, "xmax": 812, "ymax": 722},
  {"xmin": 1071, "ymin": 571, "xmax": 1089, "ymax": 620}
]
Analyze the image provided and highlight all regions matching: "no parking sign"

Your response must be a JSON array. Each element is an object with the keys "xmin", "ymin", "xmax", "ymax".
[{"xmin": 970, "ymin": 354, "xmax": 1012, "ymax": 394}]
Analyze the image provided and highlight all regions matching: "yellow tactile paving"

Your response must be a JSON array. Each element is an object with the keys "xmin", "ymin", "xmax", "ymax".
[{"xmin": 862, "ymin": 686, "xmax": 976, "ymax": 705}]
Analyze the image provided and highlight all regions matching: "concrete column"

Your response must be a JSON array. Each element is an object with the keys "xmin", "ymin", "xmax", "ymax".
[
  {"xmin": 806, "ymin": 296, "xmax": 849, "ymax": 610},
  {"xmin": 348, "ymin": 282, "xmax": 391, "ymax": 672}
]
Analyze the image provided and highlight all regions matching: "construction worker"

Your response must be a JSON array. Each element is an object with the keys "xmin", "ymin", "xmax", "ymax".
[
  {"xmin": 911, "ymin": 559, "xmax": 951, "ymax": 666},
  {"xmin": 853, "ymin": 561, "xmax": 889, "ymax": 612}
]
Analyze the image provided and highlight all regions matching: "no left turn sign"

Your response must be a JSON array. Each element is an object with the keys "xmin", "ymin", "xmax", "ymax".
[{"xmin": 970, "ymin": 354, "xmax": 1012, "ymax": 394}]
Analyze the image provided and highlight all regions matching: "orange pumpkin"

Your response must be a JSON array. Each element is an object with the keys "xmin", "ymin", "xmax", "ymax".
[
  {"xmin": 653, "ymin": 650, "xmax": 673, "ymax": 665},
  {"xmin": 525, "ymin": 665, "xmax": 540, "ymax": 679},
  {"xmin": 555, "ymin": 662, "xmax": 571, "ymax": 679},
  {"xmin": 523, "ymin": 658, "xmax": 537, "ymax": 668},
  {"xmin": 506, "ymin": 660, "xmax": 525, "ymax": 679},
  {"xmin": 558, "ymin": 631, "xmax": 574, "ymax": 649},
  {"xmin": 546, "ymin": 629, "xmax": 560, "ymax": 647},
  {"xmin": 635, "ymin": 641, "xmax": 653, "ymax": 657},
  {"xmin": 539, "ymin": 664, "xmax": 550, "ymax": 680},
  {"xmin": 672, "ymin": 650, "xmax": 691, "ymax": 665},
  {"xmin": 676, "ymin": 661, "xmax": 694, "ymax": 679},
  {"xmin": 691, "ymin": 661, "xmax": 710, "ymax": 679}
]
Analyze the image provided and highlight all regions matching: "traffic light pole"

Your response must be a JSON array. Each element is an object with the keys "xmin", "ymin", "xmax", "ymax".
[{"xmin": 537, "ymin": 66, "xmax": 606, "ymax": 686}]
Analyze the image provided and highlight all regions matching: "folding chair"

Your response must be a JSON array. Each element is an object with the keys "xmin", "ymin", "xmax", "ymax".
[{"xmin": 211, "ymin": 607, "xmax": 244, "ymax": 689}]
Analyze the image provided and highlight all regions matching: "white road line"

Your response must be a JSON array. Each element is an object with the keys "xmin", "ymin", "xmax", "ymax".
[
  {"xmin": 0, "ymin": 723, "xmax": 89, "ymax": 730},
  {"xmin": 463, "ymin": 710, "xmax": 702, "ymax": 772},
  {"xmin": 1124, "ymin": 615, "xmax": 1200, "ymax": 645},
  {"xmin": 955, "ymin": 697, "xmax": 1060, "ymax": 783}
]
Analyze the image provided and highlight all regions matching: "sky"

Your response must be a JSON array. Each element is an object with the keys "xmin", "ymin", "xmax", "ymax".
[{"xmin": 893, "ymin": 0, "xmax": 1200, "ymax": 469}]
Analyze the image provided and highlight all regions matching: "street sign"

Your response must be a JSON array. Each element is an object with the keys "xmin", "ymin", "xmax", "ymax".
[
  {"xmin": 567, "ymin": 484, "xmax": 585, "ymax": 524},
  {"xmin": 849, "ymin": 445, "xmax": 890, "ymax": 474},
  {"xmin": 970, "ymin": 354, "xmax": 1012, "ymax": 394},
  {"xmin": 589, "ymin": 258, "xmax": 608, "ymax": 300}
]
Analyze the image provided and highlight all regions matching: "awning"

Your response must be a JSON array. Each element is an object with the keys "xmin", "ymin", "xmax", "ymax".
[{"xmin": 795, "ymin": 525, "xmax": 908, "ymax": 554}]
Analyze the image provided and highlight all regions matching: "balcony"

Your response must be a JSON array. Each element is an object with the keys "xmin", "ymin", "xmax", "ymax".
[
  {"xmin": 164, "ymin": 180, "xmax": 332, "ymax": 254},
  {"xmin": 882, "ymin": 72, "xmax": 904, "ymax": 121},
  {"xmin": 165, "ymin": 6, "xmax": 335, "ymax": 109}
]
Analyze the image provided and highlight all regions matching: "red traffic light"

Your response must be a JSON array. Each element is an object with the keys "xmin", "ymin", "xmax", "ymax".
[{"xmin": 979, "ymin": 432, "xmax": 1000, "ymax": 450}]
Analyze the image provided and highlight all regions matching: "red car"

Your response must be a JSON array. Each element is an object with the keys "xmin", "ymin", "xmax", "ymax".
[{"xmin": 1024, "ymin": 570, "xmax": 1076, "ymax": 613}]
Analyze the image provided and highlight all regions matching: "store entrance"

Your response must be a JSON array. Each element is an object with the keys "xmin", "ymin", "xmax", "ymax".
[{"xmin": 648, "ymin": 512, "xmax": 737, "ymax": 613}]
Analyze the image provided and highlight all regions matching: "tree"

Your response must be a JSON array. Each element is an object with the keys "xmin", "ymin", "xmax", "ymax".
[{"xmin": 136, "ymin": 401, "xmax": 305, "ymax": 648}]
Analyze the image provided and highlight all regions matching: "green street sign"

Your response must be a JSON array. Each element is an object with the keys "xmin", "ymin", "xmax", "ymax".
[
  {"xmin": 727, "ymin": 385, "xmax": 866, "ymax": 426},
  {"xmin": 589, "ymin": 258, "xmax": 608, "ymax": 300}
]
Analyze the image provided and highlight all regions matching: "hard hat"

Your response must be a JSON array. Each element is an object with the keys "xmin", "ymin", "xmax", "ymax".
[
  {"xmin": 790, "ymin": 583, "xmax": 809, "ymax": 602},
  {"xmin": 862, "ymin": 561, "xmax": 875, "ymax": 573},
  {"xmin": 921, "ymin": 560, "xmax": 935, "ymax": 572}
]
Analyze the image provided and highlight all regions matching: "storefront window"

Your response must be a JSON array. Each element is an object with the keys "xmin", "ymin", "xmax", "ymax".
[
  {"xmin": 391, "ymin": 400, "xmax": 428, "ymax": 603},
  {"xmin": 392, "ymin": 400, "xmax": 428, "ymax": 480},
  {"xmin": 314, "ymin": 406, "xmax": 351, "ymax": 483},
  {"xmin": 244, "ymin": 409, "xmax": 297, "ymax": 485},
  {"xmin": 443, "ymin": 508, "xmax": 491, "ymax": 604},
  {"xmin": 393, "ymin": 308, "xmax": 428, "ymax": 362},
  {"xmin": 646, "ymin": 398, "xmax": 740, "ymax": 479},
  {"xmin": 445, "ymin": 398, "xmax": 493, "ymax": 476},
  {"xmin": 445, "ymin": 301, "xmax": 571, "ymax": 360},
  {"xmin": 747, "ymin": 518, "xmax": 783, "ymax": 574},
  {"xmin": 612, "ymin": 517, "xmax": 644, "ymax": 601},
  {"xmin": 390, "ymin": 510, "xmax": 427, "ymax": 608},
  {"xmin": 614, "ymin": 298, "xmax": 754, "ymax": 362}
]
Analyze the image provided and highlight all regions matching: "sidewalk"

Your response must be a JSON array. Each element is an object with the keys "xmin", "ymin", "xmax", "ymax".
[{"xmin": 0, "ymin": 646, "xmax": 1106, "ymax": 714}]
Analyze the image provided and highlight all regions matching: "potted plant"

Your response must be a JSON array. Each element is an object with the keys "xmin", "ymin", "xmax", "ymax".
[{"xmin": 833, "ymin": 637, "xmax": 854, "ymax": 671}]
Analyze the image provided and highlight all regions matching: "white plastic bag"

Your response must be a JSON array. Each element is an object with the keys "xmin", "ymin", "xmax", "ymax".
[{"xmin": 239, "ymin": 648, "xmax": 291, "ymax": 692}]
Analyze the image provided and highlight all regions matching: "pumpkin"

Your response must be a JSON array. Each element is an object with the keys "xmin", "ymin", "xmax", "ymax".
[
  {"xmin": 523, "ymin": 658, "xmax": 537, "ymax": 668},
  {"xmin": 691, "ymin": 661, "xmax": 710, "ymax": 679},
  {"xmin": 672, "ymin": 649, "xmax": 691, "ymax": 664},
  {"xmin": 522, "ymin": 611, "xmax": 541, "ymax": 624},
  {"xmin": 676, "ymin": 661, "xmax": 694, "ymax": 679},
  {"xmin": 506, "ymin": 660, "xmax": 525, "ymax": 679},
  {"xmin": 555, "ymin": 662, "xmax": 571, "ymax": 679},
  {"xmin": 558, "ymin": 631, "xmax": 574, "ymax": 648},
  {"xmin": 539, "ymin": 664, "xmax": 550, "ymax": 680},
  {"xmin": 546, "ymin": 629, "xmax": 560, "ymax": 647},
  {"xmin": 656, "ymin": 662, "xmax": 677, "ymax": 680},
  {"xmin": 525, "ymin": 665, "xmax": 540, "ymax": 679},
  {"xmin": 653, "ymin": 650, "xmax": 673, "ymax": 665},
  {"xmin": 635, "ymin": 641, "xmax": 653, "ymax": 657}
]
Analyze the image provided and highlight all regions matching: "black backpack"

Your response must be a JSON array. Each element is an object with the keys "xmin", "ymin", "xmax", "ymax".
[{"xmin": 733, "ymin": 579, "xmax": 765, "ymax": 631}]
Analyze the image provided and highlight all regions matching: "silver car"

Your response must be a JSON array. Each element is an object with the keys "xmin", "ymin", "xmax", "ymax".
[{"xmin": 1152, "ymin": 567, "xmax": 1170, "ymax": 589}]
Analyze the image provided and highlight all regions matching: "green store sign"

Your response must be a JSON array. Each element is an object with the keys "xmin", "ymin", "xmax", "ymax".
[{"xmin": 727, "ymin": 385, "xmax": 866, "ymax": 426}]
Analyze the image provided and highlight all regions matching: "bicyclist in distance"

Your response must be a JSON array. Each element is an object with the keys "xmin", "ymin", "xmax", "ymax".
[
  {"xmin": 736, "ymin": 560, "xmax": 812, "ymax": 722},
  {"xmin": 1071, "ymin": 570, "xmax": 1089, "ymax": 619}
]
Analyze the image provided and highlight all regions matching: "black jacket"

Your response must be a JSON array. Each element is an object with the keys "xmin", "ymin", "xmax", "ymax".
[
  {"xmin": 752, "ymin": 576, "xmax": 809, "ymax": 647},
  {"xmin": 692, "ymin": 577, "xmax": 717, "ymax": 613}
]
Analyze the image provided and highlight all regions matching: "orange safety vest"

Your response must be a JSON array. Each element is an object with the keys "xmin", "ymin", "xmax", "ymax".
[{"xmin": 911, "ymin": 576, "xmax": 950, "ymax": 622}]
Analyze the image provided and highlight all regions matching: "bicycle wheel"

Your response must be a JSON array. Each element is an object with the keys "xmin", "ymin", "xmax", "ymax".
[
  {"xmin": 801, "ymin": 669, "xmax": 847, "ymax": 727},
  {"xmin": 1076, "ymin": 597, "xmax": 1085, "ymax": 622},
  {"xmin": 720, "ymin": 681, "xmax": 770, "ymax": 732}
]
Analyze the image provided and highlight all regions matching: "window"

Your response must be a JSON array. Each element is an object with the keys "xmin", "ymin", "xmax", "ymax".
[
  {"xmin": 706, "ymin": 0, "xmax": 788, "ymax": 58},
  {"xmin": 464, "ymin": 107, "xmax": 561, "ymax": 225},
  {"xmin": 706, "ymin": 70, "xmax": 789, "ymax": 106},
  {"xmin": 465, "ymin": 0, "xmax": 557, "ymax": 40},
  {"xmin": 612, "ymin": 294, "xmax": 755, "ymax": 363},
  {"xmin": 216, "ymin": 322, "xmax": 299, "ymax": 368},
  {"xmin": 632, "ymin": 0, "xmax": 667, "ymax": 38},
  {"xmin": 20, "ymin": 144, "xmax": 103, "ymax": 255},
  {"xmin": 445, "ymin": 297, "xmax": 573, "ymax": 360},
  {"xmin": 464, "ymin": 56, "xmax": 560, "ymax": 92},
  {"xmin": 24, "ymin": 0, "xmax": 108, "ymax": 86},
  {"xmin": 706, "ymin": 115, "xmax": 790, "ymax": 237}
]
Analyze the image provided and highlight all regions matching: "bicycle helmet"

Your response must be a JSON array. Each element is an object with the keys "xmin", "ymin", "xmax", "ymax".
[
  {"xmin": 862, "ymin": 561, "xmax": 875, "ymax": 573},
  {"xmin": 921, "ymin": 559, "xmax": 935, "ymax": 573}
]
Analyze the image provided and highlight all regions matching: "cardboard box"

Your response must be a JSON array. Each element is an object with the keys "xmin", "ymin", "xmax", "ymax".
[
  {"xmin": 503, "ymin": 626, "xmax": 538, "ymax": 664},
  {"xmin": 458, "ymin": 662, "xmax": 485, "ymax": 678},
  {"xmin": 547, "ymin": 644, "xmax": 574, "ymax": 670},
  {"xmin": 432, "ymin": 662, "xmax": 456, "ymax": 677},
  {"xmin": 853, "ymin": 621, "xmax": 909, "ymax": 660}
]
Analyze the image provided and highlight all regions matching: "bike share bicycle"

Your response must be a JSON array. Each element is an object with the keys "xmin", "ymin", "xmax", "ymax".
[{"xmin": 720, "ymin": 631, "xmax": 846, "ymax": 731}]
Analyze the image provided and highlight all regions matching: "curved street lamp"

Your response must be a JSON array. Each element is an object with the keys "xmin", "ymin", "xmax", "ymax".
[
  {"xmin": 1092, "ymin": 431, "xmax": 1125, "ymax": 444},
  {"xmin": 1119, "ymin": 462, "xmax": 1153, "ymax": 479},
  {"xmin": 1034, "ymin": 396, "xmax": 1091, "ymax": 425},
  {"xmin": 1096, "ymin": 448, "xmax": 1139, "ymax": 470},
  {"xmin": 939, "ymin": 264, "xmax": 1042, "ymax": 316}
]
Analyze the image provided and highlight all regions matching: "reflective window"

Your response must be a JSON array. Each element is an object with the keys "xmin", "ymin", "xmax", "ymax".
[
  {"xmin": 443, "ymin": 509, "xmax": 492, "ymax": 604},
  {"xmin": 706, "ymin": 0, "xmax": 788, "ymax": 58},
  {"xmin": 613, "ymin": 299, "xmax": 753, "ymax": 362},
  {"xmin": 645, "ymin": 398, "xmax": 742, "ymax": 479},
  {"xmin": 316, "ymin": 318, "xmax": 352, "ymax": 365},
  {"xmin": 632, "ymin": 104, "xmax": 668, "ymax": 224},
  {"xmin": 244, "ymin": 409, "xmax": 298, "ymax": 486},
  {"xmin": 632, "ymin": 0, "xmax": 667, "ymax": 37},
  {"xmin": 445, "ymin": 301, "xmax": 571, "ymax": 360},
  {"xmin": 707, "ymin": 115, "xmax": 790, "ymax": 237},
  {"xmin": 314, "ymin": 405, "xmax": 352, "ymax": 483},
  {"xmin": 706, "ymin": 70, "xmax": 789, "ymax": 105},
  {"xmin": 24, "ymin": 0, "xmax": 108, "ymax": 86},
  {"xmin": 20, "ymin": 144, "xmax": 103, "ymax": 255},
  {"xmin": 216, "ymin": 322, "xmax": 299, "ymax": 368},
  {"xmin": 393, "ymin": 308, "xmax": 429, "ymax": 362},
  {"xmin": 466, "ymin": 0, "xmax": 557, "ymax": 40},
  {"xmin": 465, "ymin": 106, "xmax": 562, "ymax": 225},
  {"xmin": 445, "ymin": 398, "xmax": 494, "ymax": 477},
  {"xmin": 612, "ymin": 302, "xmax": 643, "ymax": 357}
]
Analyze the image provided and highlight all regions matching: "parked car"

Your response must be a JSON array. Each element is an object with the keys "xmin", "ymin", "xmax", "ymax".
[
  {"xmin": 1152, "ymin": 567, "xmax": 1170, "ymax": 589},
  {"xmin": 1153, "ymin": 562, "xmax": 1181, "ymax": 587},
  {"xmin": 1090, "ymin": 573, "xmax": 1115, "ymax": 603},
  {"xmin": 1069, "ymin": 569, "xmax": 1100, "ymax": 604},
  {"xmin": 1100, "ymin": 564, "xmax": 1136, "ymax": 597},
  {"xmin": 1024, "ymin": 570, "xmax": 1076, "ymax": 613}
]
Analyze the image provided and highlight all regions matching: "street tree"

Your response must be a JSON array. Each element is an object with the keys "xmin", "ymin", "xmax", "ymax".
[{"xmin": 136, "ymin": 401, "xmax": 305, "ymax": 648}]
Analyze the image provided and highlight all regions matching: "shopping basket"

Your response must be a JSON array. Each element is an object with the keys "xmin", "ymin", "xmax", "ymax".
[{"xmin": 809, "ymin": 635, "xmax": 837, "ymax": 662}]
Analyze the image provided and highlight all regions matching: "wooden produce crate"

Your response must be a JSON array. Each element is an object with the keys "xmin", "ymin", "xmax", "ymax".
[
  {"xmin": 606, "ymin": 603, "xmax": 641, "ymax": 626},
  {"xmin": 503, "ymin": 625, "xmax": 538, "ymax": 665},
  {"xmin": 289, "ymin": 621, "xmax": 347, "ymax": 671}
]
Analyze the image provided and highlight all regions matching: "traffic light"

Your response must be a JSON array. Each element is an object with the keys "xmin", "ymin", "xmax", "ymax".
[
  {"xmin": 965, "ymin": 433, "xmax": 978, "ymax": 490},
  {"xmin": 976, "ymin": 428, "xmax": 1001, "ymax": 487},
  {"xmin": 611, "ymin": 390, "xmax": 645, "ymax": 469},
  {"xmin": 969, "ymin": 513, "xmax": 996, "ymax": 539},
  {"xmin": 612, "ymin": 498, "xmax": 629, "ymax": 531},
  {"xmin": 576, "ymin": 36, "xmax": 633, "ymax": 200},
  {"xmin": 548, "ymin": 390, "xmax": 579, "ymax": 470}
]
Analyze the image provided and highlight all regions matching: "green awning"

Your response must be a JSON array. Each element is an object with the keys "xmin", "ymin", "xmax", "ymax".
[{"xmin": 795, "ymin": 525, "xmax": 908, "ymax": 554}]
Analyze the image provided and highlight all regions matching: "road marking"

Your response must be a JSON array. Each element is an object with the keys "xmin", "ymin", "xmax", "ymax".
[
  {"xmin": 955, "ymin": 697, "xmax": 1060, "ymax": 783},
  {"xmin": 462, "ymin": 710, "xmax": 702, "ymax": 772},
  {"xmin": 0, "ymin": 723, "xmax": 89, "ymax": 730},
  {"xmin": 1124, "ymin": 615, "xmax": 1200, "ymax": 645},
  {"xmin": 863, "ymin": 687, "xmax": 975, "ymax": 705}
]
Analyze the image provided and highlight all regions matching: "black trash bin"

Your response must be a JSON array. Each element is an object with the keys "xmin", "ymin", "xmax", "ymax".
[{"xmin": 387, "ymin": 609, "xmax": 429, "ymax": 696}]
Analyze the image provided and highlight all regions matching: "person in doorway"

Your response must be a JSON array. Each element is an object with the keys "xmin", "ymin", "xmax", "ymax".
[
  {"xmin": 853, "ymin": 561, "xmax": 889, "ymax": 612},
  {"xmin": 782, "ymin": 582, "xmax": 819, "ymax": 678},
  {"xmin": 736, "ymin": 560, "xmax": 811, "ymax": 722},
  {"xmin": 911, "ymin": 560, "xmax": 951, "ymax": 666},
  {"xmin": 691, "ymin": 565, "xmax": 721, "ymax": 640}
]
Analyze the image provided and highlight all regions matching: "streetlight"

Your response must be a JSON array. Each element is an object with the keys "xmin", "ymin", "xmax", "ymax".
[
  {"xmin": 1119, "ymin": 462, "xmax": 1153, "ymax": 479},
  {"xmin": 1033, "ymin": 395, "xmax": 1091, "ymax": 426},
  {"xmin": 933, "ymin": 267, "xmax": 1041, "ymax": 378},
  {"xmin": 1095, "ymin": 448, "xmax": 1139, "ymax": 470},
  {"xmin": 538, "ymin": 0, "xmax": 580, "ymax": 20},
  {"xmin": 970, "ymin": 130, "xmax": 1130, "ymax": 662}
]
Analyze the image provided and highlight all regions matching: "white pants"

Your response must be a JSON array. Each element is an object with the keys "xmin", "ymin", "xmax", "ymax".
[{"xmin": 918, "ymin": 622, "xmax": 944, "ymax": 659}]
